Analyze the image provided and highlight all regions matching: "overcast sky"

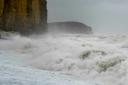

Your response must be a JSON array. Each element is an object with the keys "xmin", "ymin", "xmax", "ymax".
[{"xmin": 47, "ymin": 0, "xmax": 128, "ymax": 33}]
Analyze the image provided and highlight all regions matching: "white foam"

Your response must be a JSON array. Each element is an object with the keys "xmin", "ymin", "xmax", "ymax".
[{"xmin": 0, "ymin": 33, "xmax": 128, "ymax": 85}]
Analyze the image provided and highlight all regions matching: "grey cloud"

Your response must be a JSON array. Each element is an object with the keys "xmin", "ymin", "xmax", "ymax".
[{"xmin": 47, "ymin": 0, "xmax": 128, "ymax": 33}]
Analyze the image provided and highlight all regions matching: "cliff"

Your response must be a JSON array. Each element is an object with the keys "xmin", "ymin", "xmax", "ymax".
[
  {"xmin": 48, "ymin": 21, "xmax": 93, "ymax": 34},
  {"xmin": 0, "ymin": 0, "xmax": 47, "ymax": 34}
]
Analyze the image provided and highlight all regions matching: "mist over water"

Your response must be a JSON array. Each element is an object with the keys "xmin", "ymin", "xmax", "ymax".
[
  {"xmin": 1, "ymin": 1, "xmax": 128, "ymax": 85},
  {"xmin": 47, "ymin": 0, "xmax": 128, "ymax": 33}
]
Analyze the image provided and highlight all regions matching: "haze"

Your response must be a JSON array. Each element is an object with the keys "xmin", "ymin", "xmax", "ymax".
[{"xmin": 47, "ymin": 0, "xmax": 128, "ymax": 33}]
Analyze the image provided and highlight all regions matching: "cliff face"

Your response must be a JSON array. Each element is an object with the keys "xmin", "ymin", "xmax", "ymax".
[{"xmin": 0, "ymin": 0, "xmax": 47, "ymax": 34}]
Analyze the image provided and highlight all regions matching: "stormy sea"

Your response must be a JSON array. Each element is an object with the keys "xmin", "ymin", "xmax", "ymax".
[{"xmin": 0, "ymin": 32, "xmax": 128, "ymax": 85}]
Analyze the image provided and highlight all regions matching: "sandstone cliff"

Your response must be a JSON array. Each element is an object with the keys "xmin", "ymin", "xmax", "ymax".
[{"xmin": 0, "ymin": 0, "xmax": 47, "ymax": 34}]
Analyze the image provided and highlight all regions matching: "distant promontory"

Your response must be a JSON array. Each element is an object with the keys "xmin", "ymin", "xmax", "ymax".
[{"xmin": 48, "ymin": 21, "xmax": 93, "ymax": 34}]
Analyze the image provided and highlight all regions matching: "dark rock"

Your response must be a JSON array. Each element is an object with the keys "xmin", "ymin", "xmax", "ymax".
[{"xmin": 48, "ymin": 21, "xmax": 93, "ymax": 34}]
